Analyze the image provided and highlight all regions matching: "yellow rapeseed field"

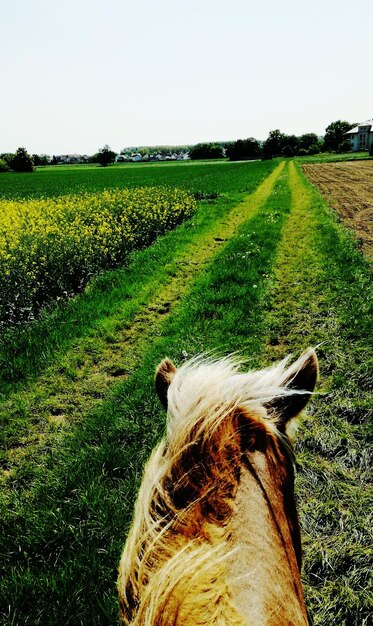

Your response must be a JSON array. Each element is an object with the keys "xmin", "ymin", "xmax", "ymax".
[{"xmin": 0, "ymin": 187, "xmax": 196, "ymax": 326}]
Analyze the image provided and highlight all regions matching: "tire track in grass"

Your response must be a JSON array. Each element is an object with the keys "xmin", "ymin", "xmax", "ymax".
[
  {"xmin": 263, "ymin": 160, "xmax": 329, "ymax": 357},
  {"xmin": 263, "ymin": 161, "xmax": 372, "ymax": 626},
  {"xmin": 0, "ymin": 162, "xmax": 285, "ymax": 486}
]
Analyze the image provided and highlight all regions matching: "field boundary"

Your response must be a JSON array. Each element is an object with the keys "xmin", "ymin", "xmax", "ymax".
[{"xmin": 302, "ymin": 160, "xmax": 373, "ymax": 262}]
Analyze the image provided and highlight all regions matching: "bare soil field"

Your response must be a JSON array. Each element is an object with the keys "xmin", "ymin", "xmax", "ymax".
[{"xmin": 302, "ymin": 160, "xmax": 373, "ymax": 260}]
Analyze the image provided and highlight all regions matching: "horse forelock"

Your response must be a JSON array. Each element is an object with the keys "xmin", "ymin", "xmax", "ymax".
[{"xmin": 165, "ymin": 354, "xmax": 304, "ymax": 444}]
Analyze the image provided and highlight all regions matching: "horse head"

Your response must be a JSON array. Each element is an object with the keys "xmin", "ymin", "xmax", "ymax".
[{"xmin": 118, "ymin": 349, "xmax": 318, "ymax": 625}]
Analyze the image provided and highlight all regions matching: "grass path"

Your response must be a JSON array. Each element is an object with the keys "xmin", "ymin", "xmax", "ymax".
[
  {"xmin": 264, "ymin": 160, "xmax": 338, "ymax": 357},
  {"xmin": 263, "ymin": 161, "xmax": 372, "ymax": 625},
  {"xmin": 0, "ymin": 162, "xmax": 284, "ymax": 488}
]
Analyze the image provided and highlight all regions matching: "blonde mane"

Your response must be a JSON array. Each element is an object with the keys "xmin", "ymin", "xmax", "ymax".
[{"xmin": 118, "ymin": 352, "xmax": 317, "ymax": 625}]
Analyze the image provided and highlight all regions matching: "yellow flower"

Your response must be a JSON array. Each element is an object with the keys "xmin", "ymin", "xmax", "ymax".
[{"xmin": 0, "ymin": 186, "xmax": 196, "ymax": 326}]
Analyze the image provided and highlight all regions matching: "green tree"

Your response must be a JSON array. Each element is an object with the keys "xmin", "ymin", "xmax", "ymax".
[
  {"xmin": 298, "ymin": 133, "xmax": 320, "ymax": 150},
  {"xmin": 226, "ymin": 138, "xmax": 261, "ymax": 161},
  {"xmin": 32, "ymin": 154, "xmax": 50, "ymax": 166},
  {"xmin": 189, "ymin": 143, "xmax": 224, "ymax": 160},
  {"xmin": 262, "ymin": 130, "xmax": 286, "ymax": 158},
  {"xmin": 11, "ymin": 147, "xmax": 34, "ymax": 172},
  {"xmin": 281, "ymin": 134, "xmax": 298, "ymax": 156},
  {"xmin": 97, "ymin": 144, "xmax": 117, "ymax": 167},
  {"xmin": 0, "ymin": 152, "xmax": 15, "ymax": 167},
  {"xmin": 282, "ymin": 145, "xmax": 294, "ymax": 158},
  {"xmin": 138, "ymin": 147, "xmax": 150, "ymax": 157},
  {"xmin": 324, "ymin": 120, "xmax": 353, "ymax": 152},
  {"xmin": 0, "ymin": 158, "xmax": 10, "ymax": 172}
]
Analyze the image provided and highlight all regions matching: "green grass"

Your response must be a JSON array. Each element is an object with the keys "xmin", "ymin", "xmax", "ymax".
[
  {"xmin": 0, "ymin": 158, "xmax": 371, "ymax": 625},
  {"xmin": 0, "ymin": 158, "xmax": 272, "ymax": 200}
]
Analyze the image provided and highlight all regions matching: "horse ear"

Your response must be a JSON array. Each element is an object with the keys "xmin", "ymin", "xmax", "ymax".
[
  {"xmin": 270, "ymin": 349, "xmax": 318, "ymax": 426},
  {"xmin": 155, "ymin": 358, "xmax": 177, "ymax": 408}
]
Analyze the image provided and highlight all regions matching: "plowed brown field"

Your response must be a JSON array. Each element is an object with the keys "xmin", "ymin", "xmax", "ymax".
[{"xmin": 302, "ymin": 160, "xmax": 373, "ymax": 260}]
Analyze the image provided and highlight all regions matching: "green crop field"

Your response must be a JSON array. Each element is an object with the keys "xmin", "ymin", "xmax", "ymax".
[
  {"xmin": 0, "ymin": 159, "xmax": 371, "ymax": 625},
  {"xmin": 0, "ymin": 159, "xmax": 270, "ymax": 200}
]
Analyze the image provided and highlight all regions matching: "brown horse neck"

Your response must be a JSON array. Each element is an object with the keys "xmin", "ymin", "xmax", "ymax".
[{"xmin": 226, "ymin": 448, "xmax": 309, "ymax": 626}]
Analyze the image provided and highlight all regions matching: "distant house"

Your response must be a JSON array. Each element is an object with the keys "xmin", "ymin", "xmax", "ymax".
[{"xmin": 346, "ymin": 120, "xmax": 373, "ymax": 152}]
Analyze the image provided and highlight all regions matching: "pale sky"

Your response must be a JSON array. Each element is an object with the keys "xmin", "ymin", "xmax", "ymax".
[{"xmin": 1, "ymin": 0, "xmax": 372, "ymax": 155}]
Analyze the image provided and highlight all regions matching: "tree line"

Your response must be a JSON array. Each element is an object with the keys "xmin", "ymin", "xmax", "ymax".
[
  {"xmin": 193, "ymin": 121, "xmax": 357, "ymax": 161},
  {"xmin": 1, "ymin": 120, "xmax": 369, "ymax": 172}
]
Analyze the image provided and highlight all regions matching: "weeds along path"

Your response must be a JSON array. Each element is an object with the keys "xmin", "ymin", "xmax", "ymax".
[
  {"xmin": 263, "ymin": 161, "xmax": 372, "ymax": 626},
  {"xmin": 0, "ymin": 162, "xmax": 284, "ymax": 487}
]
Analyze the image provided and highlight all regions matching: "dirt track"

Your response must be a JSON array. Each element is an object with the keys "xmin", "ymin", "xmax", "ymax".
[{"xmin": 302, "ymin": 160, "xmax": 373, "ymax": 261}]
